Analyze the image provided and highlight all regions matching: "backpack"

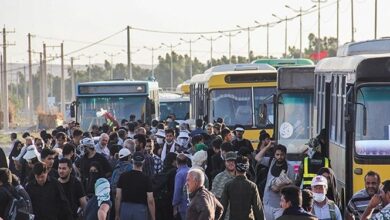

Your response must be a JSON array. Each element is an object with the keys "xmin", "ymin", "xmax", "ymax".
[
  {"xmin": 312, "ymin": 199, "xmax": 337, "ymax": 220},
  {"xmin": 4, "ymin": 185, "xmax": 34, "ymax": 220},
  {"xmin": 110, "ymin": 162, "xmax": 133, "ymax": 191},
  {"xmin": 152, "ymin": 168, "xmax": 174, "ymax": 202}
]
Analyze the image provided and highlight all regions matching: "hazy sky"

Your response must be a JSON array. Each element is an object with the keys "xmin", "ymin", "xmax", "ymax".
[{"xmin": 1, "ymin": 0, "xmax": 390, "ymax": 69}]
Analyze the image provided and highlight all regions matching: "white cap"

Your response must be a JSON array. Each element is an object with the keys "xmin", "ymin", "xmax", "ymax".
[
  {"xmin": 81, "ymin": 138, "xmax": 95, "ymax": 148},
  {"xmin": 22, "ymin": 145, "xmax": 41, "ymax": 160},
  {"xmin": 191, "ymin": 150, "xmax": 208, "ymax": 167},
  {"xmin": 118, "ymin": 148, "xmax": 131, "ymax": 159},
  {"xmin": 155, "ymin": 129, "xmax": 165, "ymax": 138},
  {"xmin": 311, "ymin": 175, "xmax": 328, "ymax": 187},
  {"xmin": 178, "ymin": 131, "xmax": 190, "ymax": 139}
]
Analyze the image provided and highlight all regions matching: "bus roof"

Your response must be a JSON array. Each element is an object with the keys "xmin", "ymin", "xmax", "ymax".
[
  {"xmin": 76, "ymin": 80, "xmax": 159, "ymax": 96},
  {"xmin": 315, "ymin": 53, "xmax": 390, "ymax": 73},
  {"xmin": 190, "ymin": 63, "xmax": 276, "ymax": 85},
  {"xmin": 159, "ymin": 92, "xmax": 190, "ymax": 102},
  {"xmin": 252, "ymin": 58, "xmax": 314, "ymax": 68},
  {"xmin": 337, "ymin": 38, "xmax": 390, "ymax": 56}
]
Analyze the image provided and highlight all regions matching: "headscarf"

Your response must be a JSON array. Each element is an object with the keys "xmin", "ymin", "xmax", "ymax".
[
  {"xmin": 236, "ymin": 161, "xmax": 250, "ymax": 172},
  {"xmin": 95, "ymin": 178, "xmax": 110, "ymax": 206}
]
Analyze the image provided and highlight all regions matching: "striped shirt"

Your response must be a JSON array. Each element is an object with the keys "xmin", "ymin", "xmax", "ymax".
[{"xmin": 347, "ymin": 189, "xmax": 381, "ymax": 219}]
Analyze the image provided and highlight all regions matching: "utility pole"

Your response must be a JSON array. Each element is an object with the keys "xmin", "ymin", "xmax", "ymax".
[
  {"xmin": 337, "ymin": 0, "xmax": 339, "ymax": 46},
  {"xmin": 374, "ymin": 0, "xmax": 377, "ymax": 39},
  {"xmin": 104, "ymin": 51, "xmax": 121, "ymax": 79},
  {"xmin": 311, "ymin": 0, "xmax": 327, "ymax": 60},
  {"xmin": 180, "ymin": 37, "xmax": 201, "ymax": 77},
  {"xmin": 60, "ymin": 43, "xmax": 65, "ymax": 115},
  {"xmin": 236, "ymin": 25, "xmax": 253, "ymax": 62},
  {"xmin": 255, "ymin": 21, "xmax": 271, "ymax": 58},
  {"xmin": 127, "ymin": 26, "xmax": 132, "ymax": 80},
  {"xmin": 162, "ymin": 42, "xmax": 181, "ymax": 90},
  {"xmin": 201, "ymin": 35, "xmax": 222, "ymax": 67},
  {"xmin": 286, "ymin": 5, "xmax": 316, "ymax": 58},
  {"xmin": 351, "ymin": 0, "xmax": 355, "ymax": 42},
  {"xmin": 1, "ymin": 27, "xmax": 15, "ymax": 130},
  {"xmin": 143, "ymin": 46, "xmax": 161, "ymax": 79},
  {"xmin": 272, "ymin": 14, "xmax": 288, "ymax": 58},
  {"xmin": 218, "ymin": 31, "xmax": 240, "ymax": 64},
  {"xmin": 42, "ymin": 43, "xmax": 48, "ymax": 112},
  {"xmin": 39, "ymin": 52, "xmax": 43, "ymax": 111},
  {"xmin": 27, "ymin": 33, "xmax": 34, "ymax": 124}
]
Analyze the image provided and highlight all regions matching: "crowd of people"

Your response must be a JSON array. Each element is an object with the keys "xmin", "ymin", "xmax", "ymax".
[{"xmin": 0, "ymin": 115, "xmax": 390, "ymax": 220}]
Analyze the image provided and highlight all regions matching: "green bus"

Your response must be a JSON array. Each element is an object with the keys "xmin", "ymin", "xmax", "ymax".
[{"xmin": 252, "ymin": 58, "xmax": 314, "ymax": 69}]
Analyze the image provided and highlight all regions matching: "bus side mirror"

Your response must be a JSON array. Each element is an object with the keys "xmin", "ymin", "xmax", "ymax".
[
  {"xmin": 344, "ymin": 86, "xmax": 354, "ymax": 132},
  {"xmin": 259, "ymin": 103, "xmax": 268, "ymax": 124},
  {"xmin": 344, "ymin": 101, "xmax": 354, "ymax": 132},
  {"xmin": 70, "ymin": 101, "xmax": 76, "ymax": 118}
]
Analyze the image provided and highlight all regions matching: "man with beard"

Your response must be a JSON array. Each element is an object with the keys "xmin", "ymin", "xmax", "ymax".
[
  {"xmin": 58, "ymin": 158, "xmax": 87, "ymax": 219},
  {"xmin": 161, "ymin": 128, "xmax": 180, "ymax": 162},
  {"xmin": 255, "ymin": 143, "xmax": 295, "ymax": 220},
  {"xmin": 231, "ymin": 125, "xmax": 253, "ymax": 153},
  {"xmin": 26, "ymin": 162, "xmax": 73, "ymax": 220},
  {"xmin": 347, "ymin": 171, "xmax": 382, "ymax": 220},
  {"xmin": 75, "ymin": 138, "xmax": 112, "ymax": 190},
  {"xmin": 95, "ymin": 133, "xmax": 110, "ymax": 159},
  {"xmin": 211, "ymin": 151, "xmax": 237, "ymax": 220},
  {"xmin": 221, "ymin": 155, "xmax": 264, "ymax": 220},
  {"xmin": 361, "ymin": 180, "xmax": 390, "ymax": 220}
]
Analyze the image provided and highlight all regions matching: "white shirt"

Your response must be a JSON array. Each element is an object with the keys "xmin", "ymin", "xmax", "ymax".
[
  {"xmin": 313, "ymin": 200, "xmax": 343, "ymax": 220},
  {"xmin": 95, "ymin": 143, "xmax": 110, "ymax": 159}
]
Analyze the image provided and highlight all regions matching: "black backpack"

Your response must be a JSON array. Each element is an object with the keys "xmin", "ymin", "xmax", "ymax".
[
  {"xmin": 152, "ymin": 171, "xmax": 169, "ymax": 201},
  {"xmin": 4, "ymin": 185, "xmax": 34, "ymax": 220}
]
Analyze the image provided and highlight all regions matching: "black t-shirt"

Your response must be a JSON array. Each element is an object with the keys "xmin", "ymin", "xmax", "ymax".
[
  {"xmin": 0, "ymin": 185, "xmax": 12, "ymax": 218},
  {"xmin": 60, "ymin": 176, "xmax": 86, "ymax": 217},
  {"xmin": 117, "ymin": 170, "xmax": 152, "ymax": 205}
]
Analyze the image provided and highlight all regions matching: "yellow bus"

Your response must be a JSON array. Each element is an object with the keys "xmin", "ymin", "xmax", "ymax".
[
  {"xmin": 189, "ymin": 63, "xmax": 277, "ymax": 144},
  {"xmin": 314, "ymin": 38, "xmax": 390, "ymax": 208},
  {"xmin": 176, "ymin": 80, "xmax": 190, "ymax": 95}
]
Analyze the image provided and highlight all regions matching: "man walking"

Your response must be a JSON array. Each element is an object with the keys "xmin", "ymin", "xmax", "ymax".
[
  {"xmin": 58, "ymin": 158, "xmax": 87, "ymax": 219},
  {"xmin": 26, "ymin": 162, "xmax": 73, "ymax": 220},
  {"xmin": 221, "ymin": 155, "xmax": 264, "ymax": 220},
  {"xmin": 115, "ymin": 152, "xmax": 155, "ymax": 220},
  {"xmin": 186, "ymin": 168, "xmax": 223, "ymax": 220}
]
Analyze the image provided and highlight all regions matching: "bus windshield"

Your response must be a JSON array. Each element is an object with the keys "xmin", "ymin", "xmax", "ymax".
[
  {"xmin": 209, "ymin": 87, "xmax": 275, "ymax": 128},
  {"xmin": 160, "ymin": 101, "xmax": 190, "ymax": 120},
  {"xmin": 77, "ymin": 96, "xmax": 146, "ymax": 131},
  {"xmin": 355, "ymin": 86, "xmax": 390, "ymax": 156},
  {"xmin": 278, "ymin": 93, "xmax": 313, "ymax": 154}
]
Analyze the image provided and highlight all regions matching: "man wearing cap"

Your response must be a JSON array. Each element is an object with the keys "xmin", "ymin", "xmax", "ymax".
[
  {"xmin": 221, "ymin": 155, "xmax": 264, "ymax": 220},
  {"xmin": 211, "ymin": 151, "xmax": 237, "ymax": 220},
  {"xmin": 311, "ymin": 175, "xmax": 342, "ymax": 220},
  {"xmin": 176, "ymin": 130, "xmax": 192, "ymax": 153},
  {"xmin": 361, "ymin": 180, "xmax": 390, "ymax": 220},
  {"xmin": 232, "ymin": 124, "xmax": 253, "ymax": 153},
  {"xmin": 295, "ymin": 132, "xmax": 330, "ymax": 189},
  {"xmin": 111, "ymin": 148, "xmax": 132, "ymax": 194},
  {"xmin": 76, "ymin": 138, "xmax": 112, "ymax": 189},
  {"xmin": 115, "ymin": 151, "xmax": 156, "ymax": 220}
]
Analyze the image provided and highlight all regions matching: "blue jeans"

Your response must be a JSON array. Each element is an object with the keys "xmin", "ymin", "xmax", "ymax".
[{"xmin": 120, "ymin": 202, "xmax": 148, "ymax": 220}]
